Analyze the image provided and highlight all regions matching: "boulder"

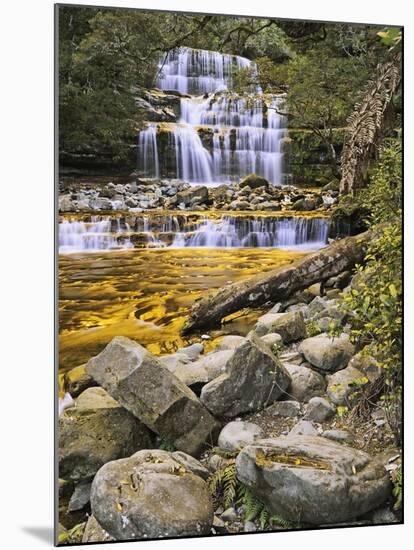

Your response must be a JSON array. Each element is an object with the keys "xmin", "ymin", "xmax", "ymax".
[
  {"xmin": 304, "ymin": 397, "xmax": 335, "ymax": 422},
  {"xmin": 236, "ymin": 435, "xmax": 391, "ymax": 524},
  {"xmin": 299, "ymin": 334, "xmax": 355, "ymax": 372},
  {"xmin": 282, "ymin": 363, "xmax": 326, "ymax": 403},
  {"xmin": 255, "ymin": 311, "xmax": 306, "ymax": 343},
  {"xmin": 215, "ymin": 335, "xmax": 246, "ymax": 351},
  {"xmin": 326, "ymin": 365, "xmax": 365, "ymax": 406},
  {"xmin": 176, "ymin": 343, "xmax": 204, "ymax": 360},
  {"xmin": 239, "ymin": 174, "xmax": 269, "ymax": 189},
  {"xmin": 68, "ymin": 481, "xmax": 92, "ymax": 512},
  {"xmin": 348, "ymin": 352, "xmax": 382, "ymax": 383},
  {"xmin": 59, "ymin": 387, "xmax": 153, "ymax": 481},
  {"xmin": 200, "ymin": 332, "xmax": 291, "ymax": 417},
  {"xmin": 260, "ymin": 332, "xmax": 283, "ymax": 352},
  {"xmin": 82, "ymin": 516, "xmax": 113, "ymax": 543},
  {"xmin": 91, "ymin": 449, "xmax": 214, "ymax": 540},
  {"xmin": 176, "ymin": 186, "xmax": 208, "ymax": 207},
  {"xmin": 218, "ymin": 421, "xmax": 264, "ymax": 452},
  {"xmin": 86, "ymin": 337, "xmax": 219, "ymax": 456},
  {"xmin": 322, "ymin": 429, "xmax": 354, "ymax": 444}
]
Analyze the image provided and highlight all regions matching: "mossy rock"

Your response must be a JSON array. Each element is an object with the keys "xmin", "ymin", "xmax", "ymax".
[{"xmin": 239, "ymin": 174, "xmax": 270, "ymax": 189}]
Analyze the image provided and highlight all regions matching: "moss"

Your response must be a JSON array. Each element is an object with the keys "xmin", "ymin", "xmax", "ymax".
[{"xmin": 255, "ymin": 449, "xmax": 331, "ymax": 470}]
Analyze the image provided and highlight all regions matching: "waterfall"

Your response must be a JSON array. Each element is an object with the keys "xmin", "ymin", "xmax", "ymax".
[
  {"xmin": 157, "ymin": 47, "xmax": 252, "ymax": 95},
  {"xmin": 138, "ymin": 47, "xmax": 287, "ymax": 185},
  {"xmin": 59, "ymin": 214, "xmax": 331, "ymax": 253}
]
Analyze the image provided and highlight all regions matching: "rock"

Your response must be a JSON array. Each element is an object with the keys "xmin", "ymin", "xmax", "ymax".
[
  {"xmin": 299, "ymin": 334, "xmax": 355, "ymax": 372},
  {"xmin": 176, "ymin": 186, "xmax": 208, "ymax": 207},
  {"xmin": 348, "ymin": 352, "xmax": 382, "ymax": 383},
  {"xmin": 82, "ymin": 516, "xmax": 113, "ymax": 543},
  {"xmin": 159, "ymin": 352, "xmax": 191, "ymax": 370},
  {"xmin": 260, "ymin": 332, "xmax": 283, "ymax": 352},
  {"xmin": 171, "ymin": 451, "xmax": 210, "ymax": 480},
  {"xmin": 265, "ymin": 400, "xmax": 301, "ymax": 418},
  {"xmin": 282, "ymin": 363, "xmax": 326, "ymax": 402},
  {"xmin": 173, "ymin": 350, "xmax": 233, "ymax": 386},
  {"xmin": 236, "ymin": 435, "xmax": 391, "ymax": 524},
  {"xmin": 218, "ymin": 421, "xmax": 264, "ymax": 452},
  {"xmin": 59, "ymin": 195, "xmax": 75, "ymax": 212},
  {"xmin": 89, "ymin": 197, "xmax": 113, "ymax": 210},
  {"xmin": 322, "ymin": 429, "xmax": 354, "ymax": 444},
  {"xmin": 68, "ymin": 481, "xmax": 92, "ymax": 512},
  {"xmin": 63, "ymin": 365, "xmax": 97, "ymax": 398},
  {"xmin": 255, "ymin": 311, "xmax": 306, "ymax": 342},
  {"xmin": 239, "ymin": 174, "xmax": 269, "ymax": 189},
  {"xmin": 177, "ymin": 342, "xmax": 204, "ymax": 360},
  {"xmin": 212, "ymin": 515, "xmax": 227, "ymax": 533},
  {"xmin": 244, "ymin": 520, "xmax": 257, "ymax": 532},
  {"xmin": 200, "ymin": 332, "xmax": 291, "ymax": 417},
  {"xmin": 221, "ymin": 507, "xmax": 238, "ymax": 522},
  {"xmin": 307, "ymin": 283, "xmax": 322, "ymax": 298},
  {"xmin": 229, "ymin": 199, "xmax": 251, "ymax": 210},
  {"xmin": 289, "ymin": 420, "xmax": 318, "ymax": 436},
  {"xmin": 86, "ymin": 337, "xmax": 219, "ymax": 456},
  {"xmin": 292, "ymin": 198, "xmax": 316, "ymax": 211},
  {"xmin": 91, "ymin": 449, "xmax": 214, "ymax": 540},
  {"xmin": 304, "ymin": 397, "xmax": 335, "ymax": 422},
  {"xmin": 326, "ymin": 365, "xmax": 365, "ymax": 406},
  {"xmin": 59, "ymin": 387, "xmax": 153, "ymax": 481},
  {"xmin": 371, "ymin": 507, "xmax": 398, "ymax": 524},
  {"xmin": 215, "ymin": 335, "xmax": 246, "ymax": 351},
  {"xmin": 280, "ymin": 350, "xmax": 303, "ymax": 363}
]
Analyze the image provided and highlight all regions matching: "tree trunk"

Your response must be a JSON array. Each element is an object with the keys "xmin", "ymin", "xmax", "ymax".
[{"xmin": 182, "ymin": 229, "xmax": 374, "ymax": 334}]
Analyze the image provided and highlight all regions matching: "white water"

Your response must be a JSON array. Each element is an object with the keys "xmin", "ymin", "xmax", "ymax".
[
  {"xmin": 59, "ymin": 215, "xmax": 330, "ymax": 253},
  {"xmin": 138, "ymin": 47, "xmax": 286, "ymax": 185}
]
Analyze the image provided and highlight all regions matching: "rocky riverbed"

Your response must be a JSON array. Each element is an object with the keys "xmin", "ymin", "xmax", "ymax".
[{"xmin": 58, "ymin": 263, "xmax": 401, "ymax": 544}]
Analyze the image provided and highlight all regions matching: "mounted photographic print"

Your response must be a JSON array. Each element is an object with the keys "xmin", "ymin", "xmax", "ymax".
[{"xmin": 56, "ymin": 3, "xmax": 403, "ymax": 545}]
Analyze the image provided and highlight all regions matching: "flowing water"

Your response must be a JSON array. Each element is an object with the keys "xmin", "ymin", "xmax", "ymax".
[
  {"xmin": 58, "ymin": 247, "xmax": 308, "ymax": 373},
  {"xmin": 138, "ymin": 47, "xmax": 287, "ymax": 184},
  {"xmin": 58, "ymin": 212, "xmax": 330, "ymax": 253}
]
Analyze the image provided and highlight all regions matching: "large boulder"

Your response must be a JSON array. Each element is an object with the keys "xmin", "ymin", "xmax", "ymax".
[
  {"xmin": 176, "ymin": 186, "xmax": 208, "ymax": 207},
  {"xmin": 299, "ymin": 334, "xmax": 355, "ymax": 372},
  {"xmin": 236, "ymin": 435, "xmax": 391, "ymax": 524},
  {"xmin": 304, "ymin": 397, "xmax": 335, "ymax": 422},
  {"xmin": 215, "ymin": 335, "xmax": 246, "ymax": 351},
  {"xmin": 255, "ymin": 311, "xmax": 306, "ymax": 343},
  {"xmin": 200, "ymin": 332, "xmax": 291, "ymax": 417},
  {"xmin": 91, "ymin": 450, "xmax": 214, "ymax": 540},
  {"xmin": 239, "ymin": 174, "xmax": 269, "ymax": 189},
  {"xmin": 59, "ymin": 387, "xmax": 153, "ymax": 481},
  {"xmin": 283, "ymin": 363, "xmax": 326, "ymax": 403},
  {"xmin": 86, "ymin": 337, "xmax": 219, "ymax": 456},
  {"xmin": 218, "ymin": 421, "xmax": 264, "ymax": 452},
  {"xmin": 326, "ymin": 365, "xmax": 365, "ymax": 406}
]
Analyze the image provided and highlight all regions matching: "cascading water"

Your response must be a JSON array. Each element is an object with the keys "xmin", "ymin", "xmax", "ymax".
[
  {"xmin": 138, "ymin": 47, "xmax": 287, "ymax": 185},
  {"xmin": 59, "ymin": 214, "xmax": 331, "ymax": 253}
]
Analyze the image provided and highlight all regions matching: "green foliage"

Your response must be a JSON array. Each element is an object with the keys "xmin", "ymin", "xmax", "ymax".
[
  {"xmin": 377, "ymin": 27, "xmax": 402, "ymax": 49},
  {"xmin": 208, "ymin": 460, "xmax": 294, "ymax": 530},
  {"xmin": 306, "ymin": 320, "xmax": 323, "ymax": 337},
  {"xmin": 338, "ymin": 142, "xmax": 402, "ymax": 442},
  {"xmin": 391, "ymin": 465, "xmax": 403, "ymax": 510}
]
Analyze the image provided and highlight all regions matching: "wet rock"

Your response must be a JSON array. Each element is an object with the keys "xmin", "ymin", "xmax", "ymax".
[
  {"xmin": 91, "ymin": 449, "xmax": 214, "ymax": 540},
  {"xmin": 326, "ymin": 365, "xmax": 365, "ymax": 406},
  {"xmin": 86, "ymin": 337, "xmax": 219, "ymax": 456},
  {"xmin": 218, "ymin": 421, "xmax": 264, "ymax": 452},
  {"xmin": 176, "ymin": 186, "xmax": 208, "ymax": 207},
  {"xmin": 200, "ymin": 332, "xmax": 291, "ymax": 417},
  {"xmin": 282, "ymin": 363, "xmax": 326, "ymax": 402},
  {"xmin": 255, "ymin": 311, "xmax": 307, "ymax": 343},
  {"xmin": 216, "ymin": 335, "xmax": 246, "ymax": 351},
  {"xmin": 236, "ymin": 435, "xmax": 391, "ymax": 524},
  {"xmin": 82, "ymin": 516, "xmax": 113, "ymax": 543},
  {"xmin": 304, "ymin": 397, "xmax": 335, "ymax": 422},
  {"xmin": 59, "ymin": 387, "xmax": 153, "ymax": 481},
  {"xmin": 239, "ymin": 174, "xmax": 269, "ymax": 189},
  {"xmin": 265, "ymin": 400, "xmax": 301, "ymax": 418},
  {"xmin": 299, "ymin": 333, "xmax": 355, "ymax": 372},
  {"xmin": 289, "ymin": 420, "xmax": 318, "ymax": 436}
]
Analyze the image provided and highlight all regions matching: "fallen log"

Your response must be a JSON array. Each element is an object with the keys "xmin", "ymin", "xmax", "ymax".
[{"xmin": 181, "ymin": 228, "xmax": 373, "ymax": 334}]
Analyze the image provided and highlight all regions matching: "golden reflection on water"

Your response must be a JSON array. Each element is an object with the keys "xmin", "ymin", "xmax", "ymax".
[{"xmin": 58, "ymin": 247, "xmax": 308, "ymax": 373}]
